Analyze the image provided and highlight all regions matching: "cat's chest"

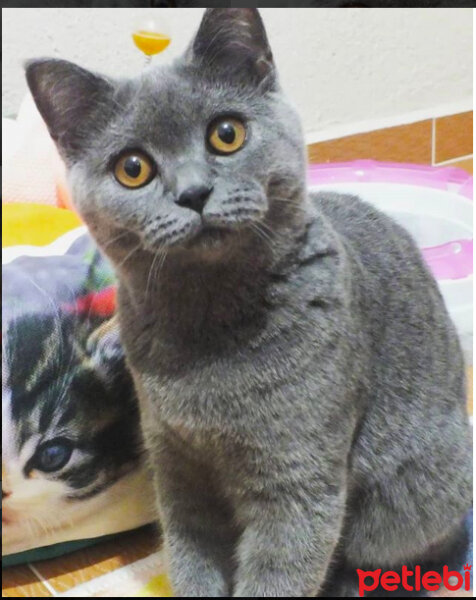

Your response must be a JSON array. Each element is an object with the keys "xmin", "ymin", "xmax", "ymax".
[
  {"xmin": 138, "ymin": 350, "xmax": 267, "ymax": 422},
  {"xmin": 119, "ymin": 264, "xmax": 350, "ymax": 442},
  {"xmin": 134, "ymin": 358, "xmax": 262, "ymax": 463}
]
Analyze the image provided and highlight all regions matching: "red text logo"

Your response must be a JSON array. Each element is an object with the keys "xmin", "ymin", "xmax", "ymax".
[{"xmin": 356, "ymin": 564, "xmax": 472, "ymax": 596}]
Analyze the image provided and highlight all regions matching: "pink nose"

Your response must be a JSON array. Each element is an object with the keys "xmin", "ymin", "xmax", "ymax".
[
  {"xmin": 2, "ymin": 506, "xmax": 14, "ymax": 525},
  {"xmin": 2, "ymin": 462, "xmax": 12, "ymax": 499}
]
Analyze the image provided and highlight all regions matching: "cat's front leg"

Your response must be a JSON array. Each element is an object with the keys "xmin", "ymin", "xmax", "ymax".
[
  {"xmin": 233, "ymin": 479, "xmax": 346, "ymax": 597},
  {"xmin": 153, "ymin": 434, "xmax": 238, "ymax": 597}
]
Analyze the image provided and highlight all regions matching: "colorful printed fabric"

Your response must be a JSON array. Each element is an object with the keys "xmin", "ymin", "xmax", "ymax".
[{"xmin": 2, "ymin": 225, "xmax": 155, "ymax": 560}]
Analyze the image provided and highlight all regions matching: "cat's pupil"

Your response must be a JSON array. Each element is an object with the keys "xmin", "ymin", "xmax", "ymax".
[
  {"xmin": 37, "ymin": 442, "xmax": 72, "ymax": 472},
  {"xmin": 124, "ymin": 157, "xmax": 142, "ymax": 178},
  {"xmin": 217, "ymin": 123, "xmax": 236, "ymax": 144}
]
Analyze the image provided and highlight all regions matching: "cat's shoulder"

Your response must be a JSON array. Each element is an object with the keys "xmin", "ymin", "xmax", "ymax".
[
  {"xmin": 308, "ymin": 189, "xmax": 414, "ymax": 248},
  {"xmin": 309, "ymin": 190, "xmax": 393, "ymax": 227}
]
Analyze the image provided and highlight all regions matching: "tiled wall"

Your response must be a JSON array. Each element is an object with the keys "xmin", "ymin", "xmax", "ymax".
[{"xmin": 308, "ymin": 111, "xmax": 473, "ymax": 175}]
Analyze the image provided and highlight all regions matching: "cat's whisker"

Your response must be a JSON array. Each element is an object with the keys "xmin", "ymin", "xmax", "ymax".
[
  {"xmin": 246, "ymin": 221, "xmax": 275, "ymax": 253},
  {"xmin": 256, "ymin": 219, "xmax": 277, "ymax": 239},
  {"xmin": 29, "ymin": 515, "xmax": 48, "ymax": 538},
  {"xmin": 154, "ymin": 249, "xmax": 169, "ymax": 290},
  {"xmin": 102, "ymin": 230, "xmax": 132, "ymax": 251},
  {"xmin": 25, "ymin": 518, "xmax": 37, "ymax": 542},
  {"xmin": 269, "ymin": 197, "xmax": 308, "ymax": 212},
  {"xmin": 115, "ymin": 243, "xmax": 143, "ymax": 271},
  {"xmin": 246, "ymin": 222, "xmax": 268, "ymax": 248},
  {"xmin": 269, "ymin": 195, "xmax": 303, "ymax": 203},
  {"xmin": 145, "ymin": 250, "xmax": 162, "ymax": 303},
  {"xmin": 253, "ymin": 220, "xmax": 275, "ymax": 245}
]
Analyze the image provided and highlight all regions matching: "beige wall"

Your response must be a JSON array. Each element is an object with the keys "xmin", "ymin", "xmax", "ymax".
[{"xmin": 2, "ymin": 7, "xmax": 472, "ymax": 140}]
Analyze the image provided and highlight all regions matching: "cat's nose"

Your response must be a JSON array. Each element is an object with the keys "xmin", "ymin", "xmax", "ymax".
[{"xmin": 175, "ymin": 185, "xmax": 213, "ymax": 214}]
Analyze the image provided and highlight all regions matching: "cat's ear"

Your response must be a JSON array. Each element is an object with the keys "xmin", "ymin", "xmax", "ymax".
[
  {"xmin": 188, "ymin": 8, "xmax": 276, "ymax": 90},
  {"xmin": 86, "ymin": 316, "xmax": 125, "ymax": 384},
  {"xmin": 25, "ymin": 58, "xmax": 114, "ymax": 162}
]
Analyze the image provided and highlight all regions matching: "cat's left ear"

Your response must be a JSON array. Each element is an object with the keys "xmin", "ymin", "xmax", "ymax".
[
  {"xmin": 187, "ymin": 8, "xmax": 276, "ymax": 90},
  {"xmin": 25, "ymin": 58, "xmax": 114, "ymax": 163}
]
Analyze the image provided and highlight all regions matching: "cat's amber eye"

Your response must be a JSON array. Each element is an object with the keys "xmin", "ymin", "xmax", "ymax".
[
  {"xmin": 207, "ymin": 117, "xmax": 247, "ymax": 155},
  {"xmin": 114, "ymin": 152, "xmax": 155, "ymax": 188}
]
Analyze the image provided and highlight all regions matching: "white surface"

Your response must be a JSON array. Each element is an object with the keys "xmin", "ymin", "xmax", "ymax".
[
  {"xmin": 310, "ymin": 182, "xmax": 473, "ymax": 362},
  {"xmin": 2, "ymin": 8, "xmax": 473, "ymax": 139},
  {"xmin": 309, "ymin": 183, "xmax": 473, "ymax": 247}
]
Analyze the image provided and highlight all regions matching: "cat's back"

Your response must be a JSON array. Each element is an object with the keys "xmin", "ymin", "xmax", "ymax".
[
  {"xmin": 309, "ymin": 189, "xmax": 449, "ymax": 345},
  {"xmin": 310, "ymin": 191, "xmax": 472, "ymax": 556},
  {"xmin": 309, "ymin": 189, "xmax": 458, "ymax": 342},
  {"xmin": 310, "ymin": 188, "xmax": 467, "ymax": 419}
]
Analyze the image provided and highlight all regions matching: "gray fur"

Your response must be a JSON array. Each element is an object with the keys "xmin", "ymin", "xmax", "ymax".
[{"xmin": 26, "ymin": 8, "xmax": 472, "ymax": 597}]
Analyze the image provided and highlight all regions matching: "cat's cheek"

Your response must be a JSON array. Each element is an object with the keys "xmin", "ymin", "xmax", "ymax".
[
  {"xmin": 2, "ymin": 482, "xmax": 71, "ymax": 554},
  {"xmin": 4, "ymin": 477, "xmax": 67, "ymax": 512},
  {"xmin": 2, "ymin": 475, "xmax": 68, "ymax": 540}
]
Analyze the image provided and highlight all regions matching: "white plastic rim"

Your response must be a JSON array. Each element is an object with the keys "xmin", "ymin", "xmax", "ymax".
[{"xmin": 309, "ymin": 182, "xmax": 473, "ymax": 363}]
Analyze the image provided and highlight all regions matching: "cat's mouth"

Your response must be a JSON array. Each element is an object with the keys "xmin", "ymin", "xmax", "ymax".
[
  {"xmin": 138, "ymin": 213, "xmax": 257, "ymax": 255},
  {"xmin": 182, "ymin": 223, "xmax": 234, "ymax": 251},
  {"xmin": 196, "ymin": 224, "xmax": 233, "ymax": 242},
  {"xmin": 135, "ymin": 221, "xmax": 235, "ymax": 256}
]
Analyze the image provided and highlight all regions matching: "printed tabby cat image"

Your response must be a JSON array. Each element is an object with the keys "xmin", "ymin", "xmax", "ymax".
[
  {"xmin": 2, "ymin": 235, "xmax": 150, "ymax": 556},
  {"xmin": 2, "ymin": 311, "xmax": 144, "ymax": 555},
  {"xmin": 26, "ymin": 8, "xmax": 472, "ymax": 596}
]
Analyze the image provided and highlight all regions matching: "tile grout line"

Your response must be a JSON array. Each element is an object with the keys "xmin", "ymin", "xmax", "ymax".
[
  {"xmin": 305, "ymin": 102, "xmax": 472, "ymax": 145},
  {"xmin": 433, "ymin": 154, "xmax": 473, "ymax": 167},
  {"xmin": 431, "ymin": 117, "xmax": 436, "ymax": 166},
  {"xmin": 27, "ymin": 563, "xmax": 59, "ymax": 597}
]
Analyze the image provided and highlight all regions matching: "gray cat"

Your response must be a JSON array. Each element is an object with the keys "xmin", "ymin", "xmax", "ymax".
[{"xmin": 26, "ymin": 8, "xmax": 472, "ymax": 597}]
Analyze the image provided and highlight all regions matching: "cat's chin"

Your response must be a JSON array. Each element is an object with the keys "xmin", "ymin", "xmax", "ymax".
[{"xmin": 144, "ymin": 223, "xmax": 236, "ymax": 254}]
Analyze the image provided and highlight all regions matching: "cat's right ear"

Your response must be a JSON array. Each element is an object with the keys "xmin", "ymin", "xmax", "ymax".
[{"xmin": 25, "ymin": 58, "xmax": 113, "ymax": 163}]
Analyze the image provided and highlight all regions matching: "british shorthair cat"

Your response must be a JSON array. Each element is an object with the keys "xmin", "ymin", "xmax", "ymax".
[{"xmin": 26, "ymin": 8, "xmax": 472, "ymax": 596}]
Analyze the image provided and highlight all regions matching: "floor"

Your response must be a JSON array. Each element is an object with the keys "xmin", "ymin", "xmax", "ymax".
[{"xmin": 2, "ymin": 525, "xmax": 160, "ymax": 597}]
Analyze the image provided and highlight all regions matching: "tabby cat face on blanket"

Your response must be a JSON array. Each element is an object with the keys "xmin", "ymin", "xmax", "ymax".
[
  {"xmin": 2, "ymin": 313, "xmax": 142, "ymax": 555},
  {"xmin": 27, "ymin": 8, "xmax": 472, "ymax": 596}
]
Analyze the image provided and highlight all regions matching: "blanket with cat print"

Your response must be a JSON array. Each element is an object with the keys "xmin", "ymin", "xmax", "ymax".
[{"xmin": 2, "ymin": 219, "xmax": 156, "ymax": 558}]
